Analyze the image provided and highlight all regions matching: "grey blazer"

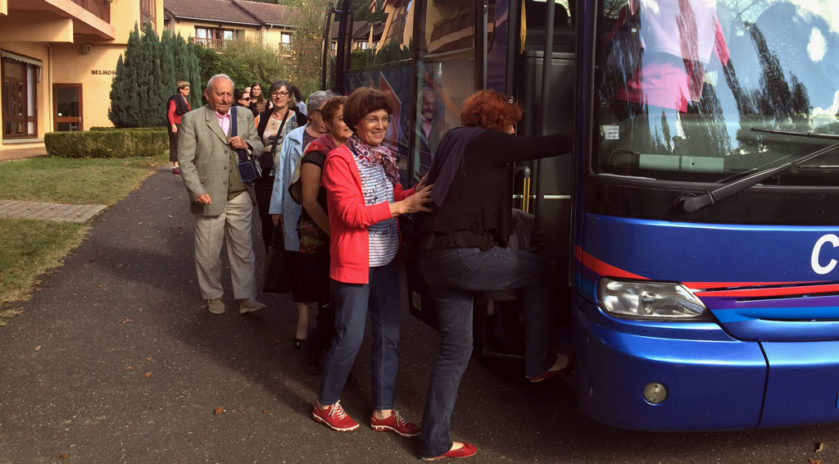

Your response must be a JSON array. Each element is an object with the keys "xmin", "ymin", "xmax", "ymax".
[{"xmin": 178, "ymin": 105, "xmax": 264, "ymax": 216}]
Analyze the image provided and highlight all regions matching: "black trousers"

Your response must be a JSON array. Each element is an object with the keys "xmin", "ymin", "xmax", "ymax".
[{"xmin": 253, "ymin": 175, "xmax": 275, "ymax": 252}]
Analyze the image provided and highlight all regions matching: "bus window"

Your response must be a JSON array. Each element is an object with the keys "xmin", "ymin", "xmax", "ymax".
[
  {"xmin": 351, "ymin": 0, "xmax": 413, "ymax": 72},
  {"xmin": 595, "ymin": 0, "xmax": 839, "ymax": 185},
  {"xmin": 414, "ymin": 0, "xmax": 483, "ymax": 177},
  {"xmin": 522, "ymin": 0, "xmax": 575, "ymax": 53}
]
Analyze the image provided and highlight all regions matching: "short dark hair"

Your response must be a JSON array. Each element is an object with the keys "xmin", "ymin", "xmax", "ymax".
[
  {"xmin": 320, "ymin": 96, "xmax": 347, "ymax": 122},
  {"xmin": 269, "ymin": 80, "xmax": 292, "ymax": 95},
  {"xmin": 234, "ymin": 89, "xmax": 248, "ymax": 101},
  {"xmin": 291, "ymin": 86, "xmax": 303, "ymax": 101},
  {"xmin": 343, "ymin": 87, "xmax": 397, "ymax": 131}
]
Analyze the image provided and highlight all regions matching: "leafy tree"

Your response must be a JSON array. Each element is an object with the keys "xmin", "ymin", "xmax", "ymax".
[
  {"xmin": 223, "ymin": 38, "xmax": 289, "ymax": 88},
  {"xmin": 283, "ymin": 0, "xmax": 334, "ymax": 95},
  {"xmin": 192, "ymin": 43, "xmax": 250, "ymax": 93}
]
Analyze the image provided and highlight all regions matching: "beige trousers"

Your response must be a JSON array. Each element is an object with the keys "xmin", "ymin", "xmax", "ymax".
[{"xmin": 192, "ymin": 192, "xmax": 257, "ymax": 300}]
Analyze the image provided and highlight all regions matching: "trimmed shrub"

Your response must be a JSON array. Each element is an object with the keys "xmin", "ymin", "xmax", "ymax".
[{"xmin": 45, "ymin": 128, "xmax": 167, "ymax": 158}]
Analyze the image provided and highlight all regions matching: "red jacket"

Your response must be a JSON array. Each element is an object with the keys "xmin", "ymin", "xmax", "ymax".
[{"xmin": 323, "ymin": 144, "xmax": 414, "ymax": 284}]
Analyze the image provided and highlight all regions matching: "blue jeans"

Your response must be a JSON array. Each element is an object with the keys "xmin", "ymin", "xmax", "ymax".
[
  {"xmin": 317, "ymin": 260, "xmax": 402, "ymax": 410},
  {"xmin": 417, "ymin": 246, "xmax": 556, "ymax": 458}
]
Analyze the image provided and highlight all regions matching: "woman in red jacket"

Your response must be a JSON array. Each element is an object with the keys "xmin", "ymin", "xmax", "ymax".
[
  {"xmin": 166, "ymin": 81, "xmax": 191, "ymax": 175},
  {"xmin": 312, "ymin": 88, "xmax": 432, "ymax": 437}
]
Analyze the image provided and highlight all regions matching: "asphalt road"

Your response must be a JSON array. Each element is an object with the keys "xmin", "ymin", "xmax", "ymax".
[{"xmin": 0, "ymin": 170, "xmax": 837, "ymax": 463}]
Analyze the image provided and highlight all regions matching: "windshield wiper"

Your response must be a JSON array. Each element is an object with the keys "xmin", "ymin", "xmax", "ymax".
[{"xmin": 678, "ymin": 128, "xmax": 839, "ymax": 213}]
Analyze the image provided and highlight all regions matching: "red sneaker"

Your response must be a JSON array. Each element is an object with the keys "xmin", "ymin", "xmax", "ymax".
[
  {"xmin": 369, "ymin": 410, "xmax": 420, "ymax": 437},
  {"xmin": 422, "ymin": 442, "xmax": 478, "ymax": 461},
  {"xmin": 312, "ymin": 402, "xmax": 359, "ymax": 432},
  {"xmin": 172, "ymin": 167, "xmax": 181, "ymax": 175}
]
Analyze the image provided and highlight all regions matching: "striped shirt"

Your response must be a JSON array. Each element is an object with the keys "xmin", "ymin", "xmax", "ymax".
[{"xmin": 352, "ymin": 156, "xmax": 399, "ymax": 267}]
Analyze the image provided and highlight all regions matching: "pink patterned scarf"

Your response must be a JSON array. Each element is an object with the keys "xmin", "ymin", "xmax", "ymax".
[{"xmin": 346, "ymin": 135, "xmax": 400, "ymax": 187}]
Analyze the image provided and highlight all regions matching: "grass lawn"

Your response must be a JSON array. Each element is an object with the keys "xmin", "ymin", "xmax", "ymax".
[
  {"xmin": 0, "ymin": 154, "xmax": 167, "ymax": 205},
  {"xmin": 0, "ymin": 154, "xmax": 166, "ymax": 326}
]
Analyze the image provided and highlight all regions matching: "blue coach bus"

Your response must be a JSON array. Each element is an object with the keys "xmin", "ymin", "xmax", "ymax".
[{"xmin": 323, "ymin": 0, "xmax": 839, "ymax": 430}]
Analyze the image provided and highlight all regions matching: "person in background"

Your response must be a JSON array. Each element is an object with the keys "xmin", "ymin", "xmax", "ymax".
[
  {"xmin": 413, "ymin": 90, "xmax": 572, "ymax": 461},
  {"xmin": 294, "ymin": 95, "xmax": 353, "ymax": 374},
  {"xmin": 177, "ymin": 74, "xmax": 266, "ymax": 316},
  {"xmin": 292, "ymin": 86, "xmax": 308, "ymax": 116},
  {"xmin": 418, "ymin": 87, "xmax": 448, "ymax": 172},
  {"xmin": 269, "ymin": 90, "xmax": 335, "ymax": 350},
  {"xmin": 255, "ymin": 81, "xmax": 300, "ymax": 253},
  {"xmin": 235, "ymin": 89, "xmax": 252, "ymax": 110},
  {"xmin": 312, "ymin": 87, "xmax": 432, "ymax": 439},
  {"xmin": 249, "ymin": 82, "xmax": 271, "ymax": 117},
  {"xmin": 167, "ymin": 80, "xmax": 192, "ymax": 175}
]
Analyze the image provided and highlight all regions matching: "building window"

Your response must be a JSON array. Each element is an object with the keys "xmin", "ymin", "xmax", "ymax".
[
  {"xmin": 141, "ymin": 0, "xmax": 156, "ymax": 31},
  {"xmin": 195, "ymin": 27, "xmax": 238, "ymax": 49},
  {"xmin": 357, "ymin": 41, "xmax": 369, "ymax": 50},
  {"xmin": 280, "ymin": 32, "xmax": 293, "ymax": 54},
  {"xmin": 2, "ymin": 55, "xmax": 39, "ymax": 139}
]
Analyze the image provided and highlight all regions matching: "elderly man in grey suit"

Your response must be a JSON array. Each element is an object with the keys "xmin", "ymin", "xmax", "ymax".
[{"xmin": 178, "ymin": 74, "xmax": 266, "ymax": 315}]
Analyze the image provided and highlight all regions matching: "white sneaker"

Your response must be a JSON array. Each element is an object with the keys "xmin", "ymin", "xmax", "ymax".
[
  {"xmin": 239, "ymin": 298, "xmax": 266, "ymax": 314},
  {"xmin": 207, "ymin": 298, "xmax": 225, "ymax": 315}
]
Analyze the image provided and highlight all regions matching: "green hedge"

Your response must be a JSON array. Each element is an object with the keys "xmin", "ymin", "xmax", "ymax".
[
  {"xmin": 89, "ymin": 126, "xmax": 165, "ymax": 132},
  {"xmin": 44, "ymin": 128, "xmax": 168, "ymax": 158}
]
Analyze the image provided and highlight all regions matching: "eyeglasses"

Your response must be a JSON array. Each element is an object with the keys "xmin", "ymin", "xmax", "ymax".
[
  {"xmin": 240, "ymin": 97, "xmax": 251, "ymax": 101},
  {"xmin": 271, "ymin": 91, "xmax": 290, "ymax": 97},
  {"xmin": 364, "ymin": 115, "xmax": 390, "ymax": 126}
]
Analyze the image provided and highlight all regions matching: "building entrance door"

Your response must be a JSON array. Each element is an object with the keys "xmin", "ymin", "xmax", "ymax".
[{"xmin": 54, "ymin": 84, "xmax": 82, "ymax": 131}]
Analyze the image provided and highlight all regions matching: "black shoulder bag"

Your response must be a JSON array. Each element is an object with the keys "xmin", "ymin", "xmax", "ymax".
[{"xmin": 231, "ymin": 108, "xmax": 262, "ymax": 183}]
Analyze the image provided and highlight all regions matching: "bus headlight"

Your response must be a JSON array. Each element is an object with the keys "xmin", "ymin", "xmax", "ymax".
[{"xmin": 597, "ymin": 278, "xmax": 710, "ymax": 321}]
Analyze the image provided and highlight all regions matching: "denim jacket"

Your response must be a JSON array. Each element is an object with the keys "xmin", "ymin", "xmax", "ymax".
[{"xmin": 269, "ymin": 124, "xmax": 308, "ymax": 251}]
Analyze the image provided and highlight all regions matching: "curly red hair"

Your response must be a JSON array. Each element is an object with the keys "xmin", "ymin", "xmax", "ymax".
[{"xmin": 460, "ymin": 90, "xmax": 522, "ymax": 131}]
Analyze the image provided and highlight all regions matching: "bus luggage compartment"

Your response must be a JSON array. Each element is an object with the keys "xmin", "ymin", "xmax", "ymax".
[{"xmin": 572, "ymin": 294, "xmax": 767, "ymax": 431}]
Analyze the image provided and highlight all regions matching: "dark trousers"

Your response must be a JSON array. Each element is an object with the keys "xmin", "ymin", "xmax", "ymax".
[
  {"xmin": 416, "ymin": 246, "xmax": 556, "ymax": 458},
  {"xmin": 253, "ymin": 175, "xmax": 274, "ymax": 252},
  {"xmin": 317, "ymin": 261, "xmax": 402, "ymax": 409}
]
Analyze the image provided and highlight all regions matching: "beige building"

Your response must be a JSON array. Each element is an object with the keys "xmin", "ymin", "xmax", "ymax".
[
  {"xmin": 163, "ymin": 0, "xmax": 296, "ymax": 55},
  {"xmin": 1, "ymin": 0, "xmax": 164, "ymax": 159}
]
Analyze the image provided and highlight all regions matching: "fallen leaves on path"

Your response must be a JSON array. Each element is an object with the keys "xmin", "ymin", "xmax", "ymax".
[
  {"xmin": 58, "ymin": 454, "xmax": 71, "ymax": 459},
  {"xmin": 144, "ymin": 372, "xmax": 152, "ymax": 378},
  {"xmin": 34, "ymin": 345, "xmax": 41, "ymax": 351},
  {"xmin": 815, "ymin": 442, "xmax": 824, "ymax": 453},
  {"xmin": 214, "ymin": 407, "xmax": 225, "ymax": 416}
]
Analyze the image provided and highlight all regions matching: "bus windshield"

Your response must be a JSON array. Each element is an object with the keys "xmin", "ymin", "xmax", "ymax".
[{"xmin": 594, "ymin": 0, "xmax": 839, "ymax": 185}]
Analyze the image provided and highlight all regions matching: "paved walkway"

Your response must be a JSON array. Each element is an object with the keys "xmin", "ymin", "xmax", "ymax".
[{"xmin": 0, "ymin": 200, "xmax": 107, "ymax": 223}]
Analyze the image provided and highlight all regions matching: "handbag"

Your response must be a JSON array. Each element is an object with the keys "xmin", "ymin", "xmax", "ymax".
[
  {"xmin": 231, "ymin": 107, "xmax": 262, "ymax": 183},
  {"xmin": 263, "ymin": 223, "xmax": 292, "ymax": 293}
]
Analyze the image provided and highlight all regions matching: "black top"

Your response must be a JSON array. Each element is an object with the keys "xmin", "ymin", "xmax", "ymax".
[
  {"xmin": 414, "ymin": 129, "xmax": 571, "ymax": 250},
  {"xmin": 300, "ymin": 150, "xmax": 328, "ymax": 218}
]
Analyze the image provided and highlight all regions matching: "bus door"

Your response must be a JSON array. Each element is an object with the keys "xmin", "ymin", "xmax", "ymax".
[
  {"xmin": 420, "ymin": 0, "xmax": 578, "ymax": 359},
  {"xmin": 473, "ymin": 0, "xmax": 577, "ymax": 359}
]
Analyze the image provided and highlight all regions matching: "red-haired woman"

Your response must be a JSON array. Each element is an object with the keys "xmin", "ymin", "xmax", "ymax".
[
  {"xmin": 413, "ymin": 90, "xmax": 572, "ymax": 460},
  {"xmin": 312, "ymin": 87, "xmax": 432, "ymax": 438}
]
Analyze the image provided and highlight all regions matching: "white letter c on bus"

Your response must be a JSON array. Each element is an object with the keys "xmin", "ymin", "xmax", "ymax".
[{"xmin": 811, "ymin": 234, "xmax": 839, "ymax": 275}]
